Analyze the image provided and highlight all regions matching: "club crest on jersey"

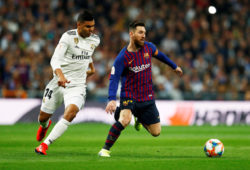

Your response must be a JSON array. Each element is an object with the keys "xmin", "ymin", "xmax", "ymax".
[
  {"xmin": 74, "ymin": 38, "xmax": 79, "ymax": 44},
  {"xmin": 144, "ymin": 53, "xmax": 149, "ymax": 58},
  {"xmin": 123, "ymin": 100, "xmax": 133, "ymax": 106},
  {"xmin": 90, "ymin": 44, "xmax": 96, "ymax": 50},
  {"xmin": 111, "ymin": 66, "xmax": 115, "ymax": 75}
]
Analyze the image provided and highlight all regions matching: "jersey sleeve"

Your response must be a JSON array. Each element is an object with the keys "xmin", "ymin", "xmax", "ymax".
[
  {"xmin": 50, "ymin": 33, "xmax": 69, "ymax": 71},
  {"xmin": 91, "ymin": 34, "xmax": 101, "ymax": 49},
  {"xmin": 89, "ymin": 35, "xmax": 100, "ymax": 64},
  {"xmin": 89, "ymin": 57, "xmax": 93, "ymax": 63},
  {"xmin": 147, "ymin": 42, "xmax": 157, "ymax": 55},
  {"xmin": 95, "ymin": 36, "xmax": 100, "ymax": 47},
  {"xmin": 108, "ymin": 51, "xmax": 125, "ymax": 101}
]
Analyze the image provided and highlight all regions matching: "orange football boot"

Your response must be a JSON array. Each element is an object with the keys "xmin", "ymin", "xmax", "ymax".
[{"xmin": 35, "ymin": 143, "xmax": 48, "ymax": 155}]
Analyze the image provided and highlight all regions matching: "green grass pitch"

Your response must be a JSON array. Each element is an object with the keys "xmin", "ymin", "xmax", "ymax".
[{"xmin": 0, "ymin": 123, "xmax": 249, "ymax": 170}]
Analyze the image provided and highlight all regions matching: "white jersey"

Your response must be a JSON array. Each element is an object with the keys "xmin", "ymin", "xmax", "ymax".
[{"xmin": 50, "ymin": 29, "xmax": 100, "ymax": 87}]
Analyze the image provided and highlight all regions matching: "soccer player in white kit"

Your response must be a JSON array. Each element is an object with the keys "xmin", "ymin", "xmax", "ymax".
[{"xmin": 35, "ymin": 10, "xmax": 100, "ymax": 155}]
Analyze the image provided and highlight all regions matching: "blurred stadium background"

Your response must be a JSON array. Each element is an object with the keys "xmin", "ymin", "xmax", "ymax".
[
  {"xmin": 0, "ymin": 0, "xmax": 249, "ymax": 126},
  {"xmin": 0, "ymin": 0, "xmax": 249, "ymax": 100}
]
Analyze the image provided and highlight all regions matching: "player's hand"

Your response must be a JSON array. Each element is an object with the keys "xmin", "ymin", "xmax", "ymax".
[
  {"xmin": 58, "ymin": 76, "xmax": 70, "ymax": 88},
  {"xmin": 174, "ymin": 66, "xmax": 183, "ymax": 77},
  {"xmin": 105, "ymin": 100, "xmax": 116, "ymax": 114}
]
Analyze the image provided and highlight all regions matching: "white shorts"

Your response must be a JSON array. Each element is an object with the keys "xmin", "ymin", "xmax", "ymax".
[{"xmin": 41, "ymin": 78, "xmax": 86, "ymax": 114}]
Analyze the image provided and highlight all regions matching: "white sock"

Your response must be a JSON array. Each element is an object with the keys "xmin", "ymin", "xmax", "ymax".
[
  {"xmin": 44, "ymin": 118, "xmax": 70, "ymax": 146},
  {"xmin": 39, "ymin": 119, "xmax": 50, "ymax": 129}
]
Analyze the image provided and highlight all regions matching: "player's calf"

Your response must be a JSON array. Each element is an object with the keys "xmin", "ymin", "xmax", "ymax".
[
  {"xmin": 150, "ymin": 130, "xmax": 161, "ymax": 137},
  {"xmin": 63, "ymin": 104, "xmax": 79, "ymax": 122}
]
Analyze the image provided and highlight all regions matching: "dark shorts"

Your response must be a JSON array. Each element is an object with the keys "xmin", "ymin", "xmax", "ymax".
[{"xmin": 115, "ymin": 98, "xmax": 160, "ymax": 125}]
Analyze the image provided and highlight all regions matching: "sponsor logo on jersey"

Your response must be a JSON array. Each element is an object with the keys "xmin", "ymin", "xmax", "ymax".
[
  {"xmin": 74, "ymin": 38, "xmax": 79, "ymax": 44},
  {"xmin": 128, "ymin": 59, "xmax": 134, "ymax": 65},
  {"xmin": 72, "ymin": 51, "xmax": 90, "ymax": 60},
  {"xmin": 129, "ymin": 63, "xmax": 150, "ymax": 73}
]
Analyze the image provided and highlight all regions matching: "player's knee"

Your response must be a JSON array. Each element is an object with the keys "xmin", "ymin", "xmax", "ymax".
[
  {"xmin": 64, "ymin": 112, "xmax": 77, "ymax": 122},
  {"xmin": 119, "ymin": 110, "xmax": 132, "ymax": 127},
  {"xmin": 119, "ymin": 115, "xmax": 132, "ymax": 127},
  {"xmin": 120, "ymin": 118, "xmax": 131, "ymax": 127},
  {"xmin": 64, "ymin": 104, "xmax": 79, "ymax": 122},
  {"xmin": 63, "ymin": 110, "xmax": 78, "ymax": 122},
  {"xmin": 38, "ymin": 111, "xmax": 51, "ymax": 122},
  {"xmin": 150, "ymin": 128, "xmax": 161, "ymax": 137},
  {"xmin": 151, "ymin": 131, "xmax": 160, "ymax": 137},
  {"xmin": 70, "ymin": 112, "xmax": 77, "ymax": 119}
]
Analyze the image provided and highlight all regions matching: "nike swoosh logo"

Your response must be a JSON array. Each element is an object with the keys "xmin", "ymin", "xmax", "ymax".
[{"xmin": 128, "ymin": 59, "xmax": 134, "ymax": 64}]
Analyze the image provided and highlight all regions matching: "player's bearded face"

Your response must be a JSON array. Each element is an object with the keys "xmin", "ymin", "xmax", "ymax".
[
  {"xmin": 133, "ymin": 26, "xmax": 146, "ymax": 47},
  {"xmin": 77, "ymin": 20, "xmax": 95, "ymax": 38}
]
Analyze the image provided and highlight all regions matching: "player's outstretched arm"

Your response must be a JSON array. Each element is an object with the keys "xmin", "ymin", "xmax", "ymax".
[
  {"xmin": 153, "ymin": 49, "xmax": 177, "ymax": 69},
  {"xmin": 50, "ymin": 33, "xmax": 70, "ymax": 88},
  {"xmin": 105, "ymin": 100, "xmax": 116, "ymax": 114},
  {"xmin": 87, "ymin": 62, "xmax": 95, "ymax": 77},
  {"xmin": 55, "ymin": 68, "xmax": 70, "ymax": 88},
  {"xmin": 153, "ymin": 48, "xmax": 183, "ymax": 77}
]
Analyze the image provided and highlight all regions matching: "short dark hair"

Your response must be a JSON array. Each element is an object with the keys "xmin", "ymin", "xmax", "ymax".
[
  {"xmin": 77, "ymin": 10, "xmax": 94, "ymax": 22},
  {"xmin": 129, "ymin": 20, "xmax": 145, "ymax": 31}
]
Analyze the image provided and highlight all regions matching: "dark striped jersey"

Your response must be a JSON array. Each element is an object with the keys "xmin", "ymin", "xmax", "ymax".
[{"xmin": 109, "ymin": 41, "xmax": 163, "ymax": 102}]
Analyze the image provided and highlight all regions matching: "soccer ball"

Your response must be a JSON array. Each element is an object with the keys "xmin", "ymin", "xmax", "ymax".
[{"xmin": 204, "ymin": 139, "xmax": 224, "ymax": 157}]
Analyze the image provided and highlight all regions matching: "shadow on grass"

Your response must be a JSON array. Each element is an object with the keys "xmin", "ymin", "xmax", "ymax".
[
  {"xmin": 114, "ymin": 154, "xmax": 205, "ymax": 159},
  {"xmin": 32, "ymin": 150, "xmax": 232, "ymax": 160}
]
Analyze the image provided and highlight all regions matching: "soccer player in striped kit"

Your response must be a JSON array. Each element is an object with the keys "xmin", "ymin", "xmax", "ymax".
[{"xmin": 98, "ymin": 20, "xmax": 183, "ymax": 157}]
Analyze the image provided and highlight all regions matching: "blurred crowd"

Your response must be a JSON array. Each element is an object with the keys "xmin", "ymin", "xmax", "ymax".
[{"xmin": 0, "ymin": 0, "xmax": 249, "ymax": 101}]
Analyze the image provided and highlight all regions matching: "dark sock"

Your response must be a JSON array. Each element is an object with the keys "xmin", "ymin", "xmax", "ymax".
[{"xmin": 103, "ymin": 121, "xmax": 124, "ymax": 150}]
